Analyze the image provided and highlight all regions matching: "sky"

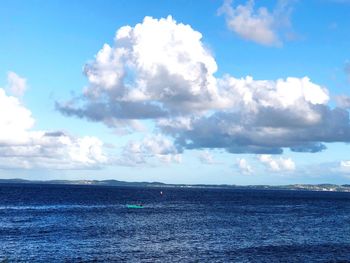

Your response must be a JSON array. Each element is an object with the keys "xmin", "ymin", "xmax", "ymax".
[{"xmin": 1, "ymin": 0, "xmax": 350, "ymax": 185}]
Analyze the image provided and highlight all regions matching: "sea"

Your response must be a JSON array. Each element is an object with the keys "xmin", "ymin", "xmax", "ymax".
[{"xmin": 0, "ymin": 184, "xmax": 350, "ymax": 262}]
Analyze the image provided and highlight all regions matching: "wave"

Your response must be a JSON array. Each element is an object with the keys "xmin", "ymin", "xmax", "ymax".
[{"xmin": 0, "ymin": 204, "xmax": 123, "ymax": 211}]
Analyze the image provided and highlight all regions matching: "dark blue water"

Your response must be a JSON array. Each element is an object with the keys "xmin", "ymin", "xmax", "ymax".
[{"xmin": 0, "ymin": 184, "xmax": 350, "ymax": 262}]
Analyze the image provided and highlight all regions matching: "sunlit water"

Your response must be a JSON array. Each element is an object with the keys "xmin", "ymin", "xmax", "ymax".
[{"xmin": 0, "ymin": 184, "xmax": 350, "ymax": 262}]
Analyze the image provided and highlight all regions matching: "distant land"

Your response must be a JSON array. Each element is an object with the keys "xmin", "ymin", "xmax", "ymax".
[{"xmin": 0, "ymin": 178, "xmax": 350, "ymax": 192}]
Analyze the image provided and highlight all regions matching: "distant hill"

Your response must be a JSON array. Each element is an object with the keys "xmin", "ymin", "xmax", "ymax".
[
  {"xmin": 0, "ymin": 178, "xmax": 166, "ymax": 187},
  {"xmin": 0, "ymin": 179, "xmax": 349, "ymax": 192}
]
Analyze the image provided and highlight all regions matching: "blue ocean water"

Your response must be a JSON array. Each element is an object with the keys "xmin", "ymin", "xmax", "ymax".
[{"xmin": 0, "ymin": 184, "xmax": 350, "ymax": 262}]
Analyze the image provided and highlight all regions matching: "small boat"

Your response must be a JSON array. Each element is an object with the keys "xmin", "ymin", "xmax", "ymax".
[{"xmin": 126, "ymin": 204, "xmax": 143, "ymax": 209}]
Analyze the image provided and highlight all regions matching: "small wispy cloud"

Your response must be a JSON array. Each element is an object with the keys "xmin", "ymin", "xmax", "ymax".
[
  {"xmin": 328, "ymin": 22, "xmax": 338, "ymax": 30},
  {"xmin": 340, "ymin": 160, "xmax": 350, "ymax": 168},
  {"xmin": 345, "ymin": 61, "xmax": 350, "ymax": 82},
  {"xmin": 218, "ymin": 0, "xmax": 295, "ymax": 46},
  {"xmin": 116, "ymin": 134, "xmax": 182, "ymax": 167},
  {"xmin": 259, "ymin": 155, "xmax": 295, "ymax": 172},
  {"xmin": 336, "ymin": 95, "xmax": 350, "ymax": 109},
  {"xmin": 237, "ymin": 158, "xmax": 253, "ymax": 174},
  {"xmin": 198, "ymin": 150, "xmax": 216, "ymax": 164},
  {"xmin": 334, "ymin": 61, "xmax": 350, "ymax": 109},
  {"xmin": 337, "ymin": 161, "xmax": 350, "ymax": 177},
  {"xmin": 7, "ymin": 71, "xmax": 27, "ymax": 97}
]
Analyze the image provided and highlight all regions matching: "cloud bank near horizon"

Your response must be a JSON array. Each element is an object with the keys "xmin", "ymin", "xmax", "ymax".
[
  {"xmin": 56, "ymin": 16, "xmax": 350, "ymax": 158},
  {"xmin": 0, "ymin": 75, "xmax": 107, "ymax": 170}
]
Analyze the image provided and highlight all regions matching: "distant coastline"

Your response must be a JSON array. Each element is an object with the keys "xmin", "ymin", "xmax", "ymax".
[{"xmin": 0, "ymin": 178, "xmax": 349, "ymax": 192}]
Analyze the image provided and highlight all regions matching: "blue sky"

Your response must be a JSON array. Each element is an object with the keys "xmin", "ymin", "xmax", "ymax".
[{"xmin": 1, "ymin": 0, "xmax": 350, "ymax": 184}]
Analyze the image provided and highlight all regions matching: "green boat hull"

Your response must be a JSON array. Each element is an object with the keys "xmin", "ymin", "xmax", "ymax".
[{"xmin": 126, "ymin": 204, "xmax": 143, "ymax": 209}]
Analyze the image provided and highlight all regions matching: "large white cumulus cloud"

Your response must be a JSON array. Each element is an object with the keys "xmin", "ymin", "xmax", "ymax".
[
  {"xmin": 161, "ymin": 75, "xmax": 347, "ymax": 154},
  {"xmin": 0, "ymin": 85, "xmax": 107, "ymax": 169},
  {"xmin": 58, "ymin": 16, "xmax": 350, "ymax": 155},
  {"xmin": 58, "ymin": 16, "xmax": 221, "ymax": 129}
]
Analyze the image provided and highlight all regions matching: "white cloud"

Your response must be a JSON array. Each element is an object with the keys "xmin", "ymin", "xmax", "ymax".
[
  {"xmin": 7, "ymin": 71, "xmax": 27, "ymax": 97},
  {"xmin": 58, "ymin": 15, "xmax": 221, "ymax": 132},
  {"xmin": 116, "ymin": 134, "xmax": 181, "ymax": 166},
  {"xmin": 198, "ymin": 150, "xmax": 216, "ymax": 164},
  {"xmin": 165, "ymin": 75, "xmax": 339, "ymax": 154},
  {"xmin": 335, "ymin": 62, "xmax": 350, "ymax": 109},
  {"xmin": 337, "ymin": 160, "xmax": 350, "ymax": 174},
  {"xmin": 259, "ymin": 154, "xmax": 295, "ymax": 172},
  {"xmin": 345, "ymin": 61, "xmax": 350, "ymax": 83},
  {"xmin": 0, "ymin": 131, "xmax": 107, "ymax": 170},
  {"xmin": 58, "ymin": 16, "xmax": 350, "ymax": 156},
  {"xmin": 336, "ymin": 95, "xmax": 350, "ymax": 109},
  {"xmin": 218, "ymin": 0, "xmax": 294, "ymax": 46},
  {"xmin": 62, "ymin": 135, "xmax": 107, "ymax": 165},
  {"xmin": 0, "ymin": 76, "xmax": 107, "ymax": 169},
  {"xmin": 0, "ymin": 88, "xmax": 35, "ymax": 145},
  {"xmin": 237, "ymin": 158, "xmax": 253, "ymax": 174},
  {"xmin": 340, "ymin": 160, "xmax": 350, "ymax": 168},
  {"xmin": 218, "ymin": 75, "xmax": 329, "ymax": 111}
]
